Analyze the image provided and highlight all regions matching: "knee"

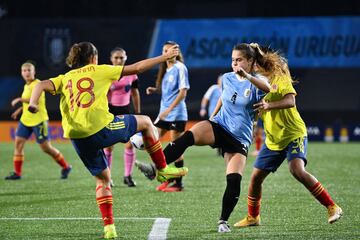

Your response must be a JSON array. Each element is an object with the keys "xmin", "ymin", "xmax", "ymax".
[
  {"xmin": 15, "ymin": 140, "xmax": 24, "ymax": 151},
  {"xmin": 142, "ymin": 116, "xmax": 152, "ymax": 127},
  {"xmin": 137, "ymin": 115, "xmax": 152, "ymax": 131},
  {"xmin": 289, "ymin": 165, "xmax": 306, "ymax": 180}
]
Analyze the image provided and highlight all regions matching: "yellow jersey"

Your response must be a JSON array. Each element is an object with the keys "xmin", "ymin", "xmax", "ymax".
[
  {"xmin": 20, "ymin": 79, "xmax": 49, "ymax": 126},
  {"xmin": 261, "ymin": 74, "xmax": 307, "ymax": 151},
  {"xmin": 50, "ymin": 64, "xmax": 123, "ymax": 138}
]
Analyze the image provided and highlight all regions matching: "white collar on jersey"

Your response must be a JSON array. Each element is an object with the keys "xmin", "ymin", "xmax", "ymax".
[{"xmin": 234, "ymin": 72, "xmax": 247, "ymax": 82}]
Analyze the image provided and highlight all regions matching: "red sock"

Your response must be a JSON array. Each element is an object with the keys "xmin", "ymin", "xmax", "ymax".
[
  {"xmin": 309, "ymin": 182, "xmax": 335, "ymax": 208},
  {"xmin": 96, "ymin": 193, "xmax": 114, "ymax": 226},
  {"xmin": 53, "ymin": 153, "xmax": 69, "ymax": 169},
  {"xmin": 255, "ymin": 136, "xmax": 262, "ymax": 151},
  {"xmin": 146, "ymin": 140, "xmax": 166, "ymax": 169},
  {"xmin": 14, "ymin": 154, "xmax": 24, "ymax": 176},
  {"xmin": 248, "ymin": 195, "xmax": 261, "ymax": 217}
]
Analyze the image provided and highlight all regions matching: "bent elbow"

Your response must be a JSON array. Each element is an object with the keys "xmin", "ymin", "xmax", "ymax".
[
  {"xmin": 288, "ymin": 95, "xmax": 296, "ymax": 108},
  {"xmin": 263, "ymin": 85, "xmax": 271, "ymax": 93}
]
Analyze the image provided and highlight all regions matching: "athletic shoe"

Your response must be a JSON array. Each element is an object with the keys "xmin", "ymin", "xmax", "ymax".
[
  {"xmin": 135, "ymin": 160, "xmax": 156, "ymax": 180},
  {"xmin": 218, "ymin": 220, "xmax": 231, "ymax": 233},
  {"xmin": 161, "ymin": 183, "xmax": 183, "ymax": 192},
  {"xmin": 104, "ymin": 224, "xmax": 117, "ymax": 239},
  {"xmin": 233, "ymin": 215, "xmax": 261, "ymax": 228},
  {"xmin": 136, "ymin": 161, "xmax": 188, "ymax": 182},
  {"xmin": 156, "ymin": 181, "xmax": 171, "ymax": 191},
  {"xmin": 156, "ymin": 166, "xmax": 188, "ymax": 183},
  {"xmin": 328, "ymin": 204, "xmax": 343, "ymax": 224},
  {"xmin": 61, "ymin": 165, "xmax": 72, "ymax": 179},
  {"xmin": 5, "ymin": 172, "xmax": 21, "ymax": 180},
  {"xmin": 123, "ymin": 175, "xmax": 136, "ymax": 187}
]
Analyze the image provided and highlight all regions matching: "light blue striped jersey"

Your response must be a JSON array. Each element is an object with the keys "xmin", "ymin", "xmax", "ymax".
[
  {"xmin": 212, "ymin": 72, "xmax": 266, "ymax": 147},
  {"xmin": 159, "ymin": 61, "xmax": 190, "ymax": 121}
]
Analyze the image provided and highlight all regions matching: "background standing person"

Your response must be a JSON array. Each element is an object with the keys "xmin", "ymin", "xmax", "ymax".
[
  {"xmin": 5, "ymin": 61, "xmax": 72, "ymax": 180},
  {"xmin": 104, "ymin": 47, "xmax": 141, "ymax": 187},
  {"xmin": 199, "ymin": 74, "xmax": 222, "ymax": 119},
  {"xmin": 144, "ymin": 41, "xmax": 190, "ymax": 192},
  {"xmin": 199, "ymin": 74, "xmax": 222, "ymax": 156}
]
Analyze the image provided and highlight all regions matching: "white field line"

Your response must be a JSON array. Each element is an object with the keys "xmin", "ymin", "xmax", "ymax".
[
  {"xmin": 0, "ymin": 217, "xmax": 157, "ymax": 220},
  {"xmin": 0, "ymin": 217, "xmax": 172, "ymax": 240},
  {"xmin": 148, "ymin": 218, "xmax": 171, "ymax": 240}
]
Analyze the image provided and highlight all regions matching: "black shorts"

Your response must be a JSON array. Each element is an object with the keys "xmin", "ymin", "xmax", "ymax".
[
  {"xmin": 155, "ymin": 119, "xmax": 186, "ymax": 132},
  {"xmin": 208, "ymin": 120, "xmax": 248, "ymax": 157},
  {"xmin": 109, "ymin": 104, "xmax": 130, "ymax": 115}
]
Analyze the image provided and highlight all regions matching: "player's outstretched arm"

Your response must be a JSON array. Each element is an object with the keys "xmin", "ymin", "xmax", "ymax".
[
  {"xmin": 28, "ymin": 80, "xmax": 55, "ymax": 113},
  {"xmin": 122, "ymin": 45, "xmax": 179, "ymax": 76},
  {"xmin": 254, "ymin": 93, "xmax": 295, "ymax": 112}
]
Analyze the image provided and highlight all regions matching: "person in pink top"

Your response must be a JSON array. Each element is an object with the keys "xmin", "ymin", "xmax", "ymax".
[{"xmin": 104, "ymin": 47, "xmax": 141, "ymax": 187}]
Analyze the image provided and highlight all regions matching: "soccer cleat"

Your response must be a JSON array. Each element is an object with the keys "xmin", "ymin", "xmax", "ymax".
[
  {"xmin": 233, "ymin": 215, "xmax": 261, "ymax": 228},
  {"xmin": 135, "ymin": 160, "xmax": 156, "ymax": 180},
  {"xmin": 5, "ymin": 172, "xmax": 21, "ymax": 180},
  {"xmin": 218, "ymin": 220, "xmax": 231, "ymax": 233},
  {"xmin": 156, "ymin": 166, "xmax": 188, "ymax": 183},
  {"xmin": 61, "ymin": 165, "xmax": 72, "ymax": 179},
  {"xmin": 156, "ymin": 181, "xmax": 171, "ymax": 191},
  {"xmin": 123, "ymin": 175, "xmax": 136, "ymax": 187},
  {"xmin": 161, "ymin": 183, "xmax": 183, "ymax": 192},
  {"xmin": 328, "ymin": 204, "xmax": 343, "ymax": 224},
  {"xmin": 104, "ymin": 224, "xmax": 117, "ymax": 239}
]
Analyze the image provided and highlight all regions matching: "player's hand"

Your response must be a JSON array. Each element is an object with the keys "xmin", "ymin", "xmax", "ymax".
[
  {"xmin": 253, "ymin": 99, "xmax": 270, "ymax": 112},
  {"xmin": 235, "ymin": 66, "xmax": 251, "ymax": 79},
  {"xmin": 146, "ymin": 87, "xmax": 157, "ymax": 95},
  {"xmin": 11, "ymin": 111, "xmax": 19, "ymax": 120},
  {"xmin": 28, "ymin": 104, "xmax": 39, "ymax": 113},
  {"xmin": 11, "ymin": 98, "xmax": 21, "ymax": 107},
  {"xmin": 199, "ymin": 109, "xmax": 207, "ymax": 117},
  {"xmin": 163, "ymin": 44, "xmax": 179, "ymax": 60}
]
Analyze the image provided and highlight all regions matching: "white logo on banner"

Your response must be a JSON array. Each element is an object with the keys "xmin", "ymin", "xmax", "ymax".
[{"xmin": 43, "ymin": 28, "xmax": 71, "ymax": 69}]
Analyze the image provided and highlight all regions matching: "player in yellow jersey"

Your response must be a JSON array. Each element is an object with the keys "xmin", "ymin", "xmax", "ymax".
[
  {"xmin": 234, "ymin": 44, "xmax": 342, "ymax": 228},
  {"xmin": 27, "ymin": 42, "xmax": 188, "ymax": 239},
  {"xmin": 5, "ymin": 62, "xmax": 72, "ymax": 180}
]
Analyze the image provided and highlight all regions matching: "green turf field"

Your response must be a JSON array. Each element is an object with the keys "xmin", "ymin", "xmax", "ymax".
[{"xmin": 0, "ymin": 142, "xmax": 359, "ymax": 239}]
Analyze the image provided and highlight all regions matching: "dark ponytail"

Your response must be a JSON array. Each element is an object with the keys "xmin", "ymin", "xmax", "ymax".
[{"xmin": 66, "ymin": 42, "xmax": 98, "ymax": 69}]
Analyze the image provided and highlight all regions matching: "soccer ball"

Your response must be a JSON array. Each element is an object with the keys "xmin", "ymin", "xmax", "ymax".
[
  {"xmin": 130, "ymin": 125, "xmax": 159, "ymax": 150},
  {"xmin": 130, "ymin": 133, "xmax": 145, "ymax": 150}
]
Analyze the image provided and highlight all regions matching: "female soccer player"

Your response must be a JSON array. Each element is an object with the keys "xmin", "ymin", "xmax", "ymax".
[
  {"xmin": 5, "ymin": 61, "xmax": 71, "ymax": 180},
  {"xmin": 104, "ymin": 47, "xmax": 141, "ymax": 187},
  {"xmin": 199, "ymin": 74, "xmax": 222, "ymax": 118},
  {"xmin": 28, "ymin": 42, "xmax": 188, "ymax": 239},
  {"xmin": 145, "ymin": 41, "xmax": 190, "ymax": 192},
  {"xmin": 137, "ymin": 43, "xmax": 271, "ymax": 232},
  {"xmin": 234, "ymin": 44, "xmax": 342, "ymax": 228}
]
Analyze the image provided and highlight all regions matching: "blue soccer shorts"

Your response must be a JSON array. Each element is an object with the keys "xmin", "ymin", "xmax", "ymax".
[
  {"xmin": 254, "ymin": 136, "xmax": 308, "ymax": 172},
  {"xmin": 71, "ymin": 115, "xmax": 137, "ymax": 176},
  {"xmin": 16, "ymin": 121, "xmax": 49, "ymax": 144}
]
